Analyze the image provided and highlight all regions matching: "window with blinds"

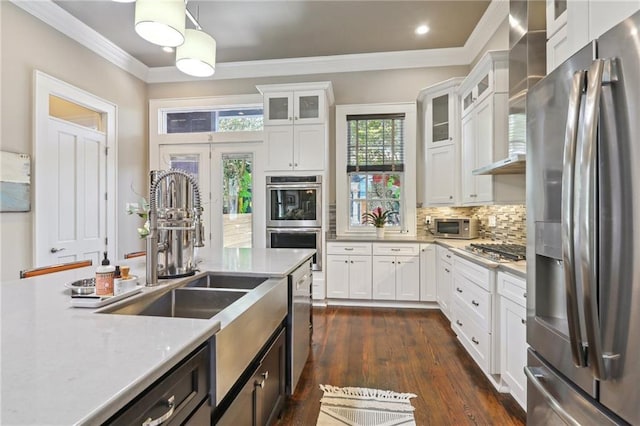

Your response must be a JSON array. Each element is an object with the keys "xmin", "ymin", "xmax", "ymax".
[{"xmin": 346, "ymin": 114, "xmax": 405, "ymax": 229}]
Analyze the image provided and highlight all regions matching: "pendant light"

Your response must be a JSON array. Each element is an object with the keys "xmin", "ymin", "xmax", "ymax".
[
  {"xmin": 176, "ymin": 29, "xmax": 217, "ymax": 77},
  {"xmin": 134, "ymin": 0, "xmax": 186, "ymax": 47}
]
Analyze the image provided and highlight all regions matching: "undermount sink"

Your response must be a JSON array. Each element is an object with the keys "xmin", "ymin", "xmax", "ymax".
[
  {"xmin": 183, "ymin": 273, "xmax": 269, "ymax": 290},
  {"xmin": 100, "ymin": 288, "xmax": 247, "ymax": 319}
]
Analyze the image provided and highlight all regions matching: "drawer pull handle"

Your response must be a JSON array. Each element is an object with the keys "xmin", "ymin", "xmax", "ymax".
[
  {"xmin": 255, "ymin": 371, "xmax": 269, "ymax": 388},
  {"xmin": 446, "ymin": 254, "xmax": 451, "ymax": 258},
  {"xmin": 471, "ymin": 300, "xmax": 479, "ymax": 307},
  {"xmin": 445, "ymin": 268, "xmax": 450, "ymax": 273},
  {"xmin": 142, "ymin": 395, "xmax": 175, "ymax": 426},
  {"xmin": 471, "ymin": 337, "xmax": 480, "ymax": 345},
  {"xmin": 456, "ymin": 320, "xmax": 463, "ymax": 327},
  {"xmin": 456, "ymin": 287, "xmax": 463, "ymax": 293},
  {"xmin": 344, "ymin": 248, "xmax": 354, "ymax": 251},
  {"xmin": 391, "ymin": 248, "xmax": 401, "ymax": 252},
  {"xmin": 521, "ymin": 319, "xmax": 526, "ymax": 325},
  {"xmin": 523, "ymin": 292, "xmax": 527, "ymax": 298}
]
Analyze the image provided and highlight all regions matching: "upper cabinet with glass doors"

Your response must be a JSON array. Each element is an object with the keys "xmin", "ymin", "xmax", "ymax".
[
  {"xmin": 263, "ymin": 90, "xmax": 326, "ymax": 126},
  {"xmin": 258, "ymin": 82, "xmax": 334, "ymax": 172}
]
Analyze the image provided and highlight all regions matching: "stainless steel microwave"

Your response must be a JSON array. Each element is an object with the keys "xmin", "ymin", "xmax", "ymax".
[{"xmin": 433, "ymin": 218, "xmax": 479, "ymax": 239}]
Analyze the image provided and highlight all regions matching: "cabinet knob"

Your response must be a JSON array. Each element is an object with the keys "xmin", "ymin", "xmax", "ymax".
[
  {"xmin": 294, "ymin": 163, "xmax": 298, "ymax": 167},
  {"xmin": 294, "ymin": 116, "xmax": 298, "ymax": 120},
  {"xmin": 289, "ymin": 163, "xmax": 293, "ymax": 167},
  {"xmin": 344, "ymin": 260, "xmax": 348, "ymax": 263},
  {"xmin": 521, "ymin": 319, "xmax": 526, "ymax": 325},
  {"xmin": 351, "ymin": 260, "xmax": 354, "ymax": 264},
  {"xmin": 449, "ymin": 137, "xmax": 453, "ymax": 140},
  {"xmin": 449, "ymin": 195, "xmax": 453, "ymax": 199},
  {"xmin": 523, "ymin": 292, "xmax": 527, "ymax": 298},
  {"xmin": 289, "ymin": 117, "xmax": 293, "ymax": 121}
]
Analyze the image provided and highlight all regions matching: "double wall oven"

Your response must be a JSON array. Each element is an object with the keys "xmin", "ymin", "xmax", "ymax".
[{"xmin": 266, "ymin": 176, "xmax": 322, "ymax": 270}]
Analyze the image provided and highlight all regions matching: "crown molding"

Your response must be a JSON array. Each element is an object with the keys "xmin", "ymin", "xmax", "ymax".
[
  {"xmin": 12, "ymin": 0, "xmax": 509, "ymax": 84},
  {"xmin": 10, "ymin": 0, "xmax": 149, "ymax": 81}
]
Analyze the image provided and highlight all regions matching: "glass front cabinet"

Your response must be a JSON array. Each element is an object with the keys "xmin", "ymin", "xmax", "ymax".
[{"xmin": 263, "ymin": 90, "xmax": 326, "ymax": 125}]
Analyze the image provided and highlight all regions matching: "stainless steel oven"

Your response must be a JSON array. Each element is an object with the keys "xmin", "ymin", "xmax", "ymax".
[
  {"xmin": 266, "ymin": 176, "xmax": 322, "ymax": 228},
  {"xmin": 267, "ymin": 228, "xmax": 322, "ymax": 271}
]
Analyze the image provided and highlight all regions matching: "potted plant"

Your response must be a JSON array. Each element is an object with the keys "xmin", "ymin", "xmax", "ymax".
[{"xmin": 362, "ymin": 207, "xmax": 397, "ymax": 238}]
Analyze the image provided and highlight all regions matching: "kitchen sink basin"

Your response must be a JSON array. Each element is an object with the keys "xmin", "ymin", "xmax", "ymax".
[
  {"xmin": 182, "ymin": 273, "xmax": 269, "ymax": 290},
  {"xmin": 100, "ymin": 288, "xmax": 246, "ymax": 319}
]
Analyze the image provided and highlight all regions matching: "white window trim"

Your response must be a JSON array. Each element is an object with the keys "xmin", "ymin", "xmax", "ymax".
[{"xmin": 335, "ymin": 102, "xmax": 417, "ymax": 237}]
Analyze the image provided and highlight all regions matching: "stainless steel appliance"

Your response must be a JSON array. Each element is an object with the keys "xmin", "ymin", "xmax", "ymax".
[
  {"xmin": 267, "ymin": 228, "xmax": 322, "ymax": 271},
  {"xmin": 433, "ymin": 217, "xmax": 478, "ymax": 239},
  {"xmin": 526, "ymin": 10, "xmax": 640, "ymax": 424},
  {"xmin": 146, "ymin": 169, "xmax": 205, "ymax": 284},
  {"xmin": 464, "ymin": 243, "xmax": 526, "ymax": 262},
  {"xmin": 266, "ymin": 175, "xmax": 322, "ymax": 228},
  {"xmin": 286, "ymin": 260, "xmax": 312, "ymax": 395}
]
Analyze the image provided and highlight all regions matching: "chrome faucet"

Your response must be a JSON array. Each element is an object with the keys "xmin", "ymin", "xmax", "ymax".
[{"xmin": 146, "ymin": 169, "xmax": 204, "ymax": 286}]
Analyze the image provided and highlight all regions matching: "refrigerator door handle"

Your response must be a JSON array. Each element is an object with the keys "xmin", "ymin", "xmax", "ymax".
[
  {"xmin": 579, "ymin": 58, "xmax": 607, "ymax": 380},
  {"xmin": 562, "ymin": 69, "xmax": 588, "ymax": 368},
  {"xmin": 524, "ymin": 366, "xmax": 581, "ymax": 426}
]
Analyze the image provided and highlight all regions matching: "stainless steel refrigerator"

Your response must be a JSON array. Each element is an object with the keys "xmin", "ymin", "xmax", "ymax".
[{"xmin": 526, "ymin": 10, "xmax": 640, "ymax": 425}]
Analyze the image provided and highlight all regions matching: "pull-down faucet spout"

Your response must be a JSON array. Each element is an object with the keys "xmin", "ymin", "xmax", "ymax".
[{"xmin": 146, "ymin": 169, "xmax": 204, "ymax": 286}]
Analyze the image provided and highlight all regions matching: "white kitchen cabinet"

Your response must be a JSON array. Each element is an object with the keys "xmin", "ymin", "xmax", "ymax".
[
  {"xmin": 258, "ymin": 82, "xmax": 333, "ymax": 172},
  {"xmin": 436, "ymin": 245, "xmax": 454, "ymax": 319},
  {"xmin": 546, "ymin": 25, "xmax": 569, "ymax": 73},
  {"xmin": 498, "ymin": 271, "xmax": 527, "ymax": 410},
  {"xmin": 459, "ymin": 51, "xmax": 524, "ymax": 205},
  {"xmin": 372, "ymin": 243, "xmax": 420, "ymax": 301},
  {"xmin": 451, "ymin": 254, "xmax": 499, "ymax": 376},
  {"xmin": 326, "ymin": 242, "xmax": 372, "ymax": 299},
  {"xmin": 419, "ymin": 78, "xmax": 462, "ymax": 206},
  {"xmin": 263, "ymin": 123, "xmax": 325, "ymax": 171},
  {"xmin": 263, "ymin": 90, "xmax": 326, "ymax": 126},
  {"xmin": 419, "ymin": 244, "xmax": 437, "ymax": 302},
  {"xmin": 565, "ymin": 1, "xmax": 640, "ymax": 63},
  {"xmin": 546, "ymin": 0, "xmax": 568, "ymax": 39}
]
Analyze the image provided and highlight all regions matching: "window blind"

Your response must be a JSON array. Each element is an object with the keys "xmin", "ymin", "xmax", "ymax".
[{"xmin": 346, "ymin": 113, "xmax": 405, "ymax": 172}]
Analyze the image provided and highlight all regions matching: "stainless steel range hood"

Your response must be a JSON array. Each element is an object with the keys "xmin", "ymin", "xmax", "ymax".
[{"xmin": 473, "ymin": 0, "xmax": 546, "ymax": 176}]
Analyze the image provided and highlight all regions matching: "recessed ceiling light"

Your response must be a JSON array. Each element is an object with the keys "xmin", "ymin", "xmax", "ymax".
[
  {"xmin": 162, "ymin": 46, "xmax": 174, "ymax": 53},
  {"xmin": 415, "ymin": 25, "xmax": 429, "ymax": 35}
]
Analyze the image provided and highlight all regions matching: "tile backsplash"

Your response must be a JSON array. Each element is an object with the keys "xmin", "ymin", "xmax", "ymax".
[{"xmin": 417, "ymin": 205, "xmax": 526, "ymax": 244}]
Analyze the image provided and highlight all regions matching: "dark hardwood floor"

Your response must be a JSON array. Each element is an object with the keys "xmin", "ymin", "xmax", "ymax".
[{"xmin": 276, "ymin": 306, "xmax": 525, "ymax": 425}]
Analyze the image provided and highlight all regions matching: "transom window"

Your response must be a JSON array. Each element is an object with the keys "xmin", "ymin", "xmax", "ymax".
[
  {"xmin": 161, "ymin": 107, "xmax": 263, "ymax": 134},
  {"xmin": 347, "ymin": 114, "xmax": 405, "ymax": 229}
]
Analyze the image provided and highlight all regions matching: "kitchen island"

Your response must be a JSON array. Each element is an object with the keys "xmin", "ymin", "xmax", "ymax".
[{"xmin": 1, "ymin": 247, "xmax": 314, "ymax": 425}]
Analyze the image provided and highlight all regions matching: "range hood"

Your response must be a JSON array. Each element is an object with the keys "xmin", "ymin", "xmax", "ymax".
[{"xmin": 473, "ymin": 0, "xmax": 546, "ymax": 176}]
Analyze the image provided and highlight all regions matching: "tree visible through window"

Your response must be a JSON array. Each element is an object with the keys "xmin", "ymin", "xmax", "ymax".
[
  {"xmin": 347, "ymin": 114, "xmax": 405, "ymax": 229},
  {"xmin": 164, "ymin": 108, "xmax": 263, "ymax": 133}
]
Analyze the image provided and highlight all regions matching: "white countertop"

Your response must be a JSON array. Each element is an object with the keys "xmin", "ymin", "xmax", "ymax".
[{"xmin": 1, "ymin": 247, "xmax": 314, "ymax": 425}]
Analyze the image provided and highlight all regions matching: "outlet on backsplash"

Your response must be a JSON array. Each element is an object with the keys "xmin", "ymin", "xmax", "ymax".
[{"xmin": 488, "ymin": 215, "xmax": 497, "ymax": 227}]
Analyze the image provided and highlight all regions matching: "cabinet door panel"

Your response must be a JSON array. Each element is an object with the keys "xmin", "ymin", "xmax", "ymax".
[
  {"xmin": 294, "ymin": 124, "xmax": 325, "ymax": 171},
  {"xmin": 372, "ymin": 256, "xmax": 395, "ymax": 300},
  {"xmin": 460, "ymin": 112, "xmax": 476, "ymax": 203},
  {"xmin": 294, "ymin": 90, "xmax": 325, "ymax": 124},
  {"xmin": 547, "ymin": 25, "xmax": 569, "ymax": 74},
  {"xmin": 396, "ymin": 255, "xmax": 420, "ymax": 301},
  {"xmin": 500, "ymin": 297, "xmax": 527, "ymax": 409},
  {"xmin": 326, "ymin": 255, "xmax": 349, "ymax": 298},
  {"xmin": 349, "ymin": 256, "xmax": 372, "ymax": 299},
  {"xmin": 419, "ymin": 245, "xmax": 437, "ymax": 302},
  {"xmin": 436, "ymin": 257, "xmax": 452, "ymax": 318},
  {"xmin": 425, "ymin": 145, "xmax": 456, "ymax": 205},
  {"xmin": 264, "ymin": 127, "xmax": 294, "ymax": 171},
  {"xmin": 264, "ymin": 92, "xmax": 293, "ymax": 125}
]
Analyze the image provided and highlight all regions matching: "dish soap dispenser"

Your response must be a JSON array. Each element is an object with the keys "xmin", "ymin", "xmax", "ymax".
[{"xmin": 95, "ymin": 252, "xmax": 115, "ymax": 296}]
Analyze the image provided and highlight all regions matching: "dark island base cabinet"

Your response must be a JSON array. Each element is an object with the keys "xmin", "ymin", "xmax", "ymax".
[
  {"xmin": 215, "ymin": 328, "xmax": 286, "ymax": 426},
  {"xmin": 105, "ymin": 343, "xmax": 211, "ymax": 425}
]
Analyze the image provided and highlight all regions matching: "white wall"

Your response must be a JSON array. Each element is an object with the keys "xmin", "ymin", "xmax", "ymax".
[{"xmin": 0, "ymin": 2, "xmax": 147, "ymax": 281}]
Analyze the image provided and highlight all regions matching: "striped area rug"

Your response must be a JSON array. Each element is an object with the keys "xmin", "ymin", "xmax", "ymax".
[{"xmin": 316, "ymin": 385, "xmax": 417, "ymax": 426}]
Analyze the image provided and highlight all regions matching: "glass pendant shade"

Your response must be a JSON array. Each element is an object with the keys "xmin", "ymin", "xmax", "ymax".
[
  {"xmin": 135, "ymin": 0, "xmax": 186, "ymax": 47},
  {"xmin": 176, "ymin": 29, "xmax": 217, "ymax": 77}
]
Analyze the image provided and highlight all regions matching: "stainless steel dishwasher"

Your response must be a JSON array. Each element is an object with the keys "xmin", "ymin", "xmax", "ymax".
[{"xmin": 287, "ymin": 260, "xmax": 312, "ymax": 395}]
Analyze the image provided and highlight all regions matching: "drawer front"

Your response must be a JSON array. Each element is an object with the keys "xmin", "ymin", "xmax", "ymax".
[
  {"xmin": 497, "ymin": 271, "xmax": 527, "ymax": 307},
  {"xmin": 372, "ymin": 243, "xmax": 420, "ymax": 256},
  {"xmin": 453, "ymin": 274, "xmax": 492, "ymax": 331},
  {"xmin": 437, "ymin": 245, "xmax": 453, "ymax": 264},
  {"xmin": 452, "ymin": 301, "xmax": 491, "ymax": 372},
  {"xmin": 108, "ymin": 344, "xmax": 210, "ymax": 425},
  {"xmin": 454, "ymin": 255, "xmax": 491, "ymax": 291},
  {"xmin": 327, "ymin": 242, "xmax": 372, "ymax": 255}
]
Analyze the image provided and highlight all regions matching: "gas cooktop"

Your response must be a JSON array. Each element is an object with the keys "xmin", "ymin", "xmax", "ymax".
[{"xmin": 464, "ymin": 243, "xmax": 526, "ymax": 262}]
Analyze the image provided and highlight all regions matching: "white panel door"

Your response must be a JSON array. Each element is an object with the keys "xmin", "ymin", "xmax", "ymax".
[
  {"xmin": 349, "ymin": 256, "xmax": 372, "ymax": 299},
  {"xmin": 474, "ymin": 97, "xmax": 494, "ymax": 203},
  {"xmin": 264, "ymin": 126, "xmax": 294, "ymax": 171},
  {"xmin": 420, "ymin": 244, "xmax": 437, "ymax": 301},
  {"xmin": 372, "ymin": 256, "xmax": 396, "ymax": 300},
  {"xmin": 326, "ymin": 255, "xmax": 349, "ymax": 298},
  {"xmin": 294, "ymin": 124, "xmax": 325, "ymax": 171},
  {"xmin": 460, "ymin": 112, "xmax": 476, "ymax": 203},
  {"xmin": 37, "ymin": 117, "xmax": 106, "ymax": 266},
  {"xmin": 425, "ymin": 145, "xmax": 456, "ymax": 205}
]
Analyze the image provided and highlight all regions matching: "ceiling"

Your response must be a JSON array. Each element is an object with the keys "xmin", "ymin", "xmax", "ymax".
[{"xmin": 53, "ymin": 1, "xmax": 491, "ymax": 68}]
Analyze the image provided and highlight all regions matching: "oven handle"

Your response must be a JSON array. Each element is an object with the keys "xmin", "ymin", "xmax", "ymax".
[
  {"xmin": 266, "ymin": 227, "xmax": 322, "ymax": 233},
  {"xmin": 266, "ymin": 184, "xmax": 322, "ymax": 191}
]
